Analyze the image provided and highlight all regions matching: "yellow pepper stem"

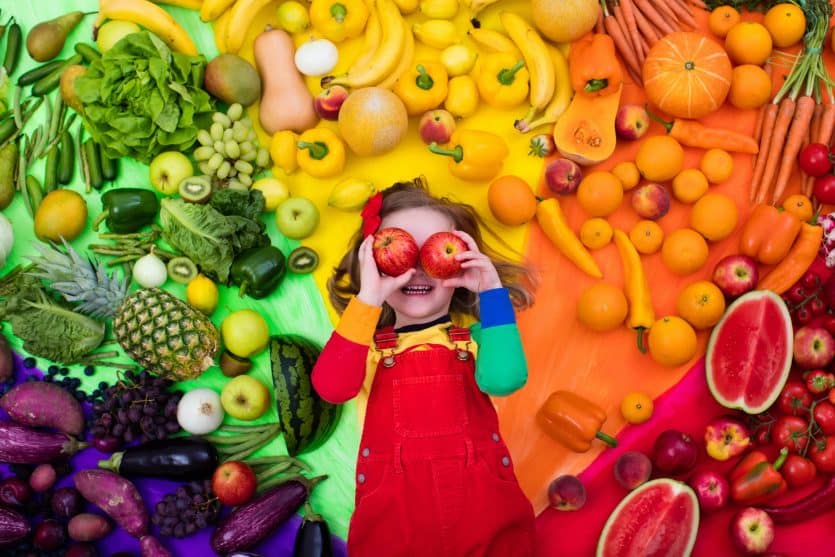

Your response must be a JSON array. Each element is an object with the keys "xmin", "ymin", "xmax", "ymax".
[
  {"xmin": 497, "ymin": 60, "xmax": 525, "ymax": 85},
  {"xmin": 297, "ymin": 141, "xmax": 330, "ymax": 160},
  {"xmin": 414, "ymin": 65, "xmax": 435, "ymax": 91},
  {"xmin": 429, "ymin": 142, "xmax": 463, "ymax": 163},
  {"xmin": 330, "ymin": 2, "xmax": 347, "ymax": 22}
]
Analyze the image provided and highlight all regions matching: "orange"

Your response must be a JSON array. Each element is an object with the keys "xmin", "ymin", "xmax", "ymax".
[
  {"xmin": 636, "ymin": 136, "xmax": 684, "ymax": 182},
  {"xmin": 725, "ymin": 22, "xmax": 773, "ymax": 66},
  {"xmin": 708, "ymin": 6, "xmax": 740, "ymax": 38},
  {"xmin": 629, "ymin": 220, "xmax": 664, "ymax": 255},
  {"xmin": 782, "ymin": 194, "xmax": 814, "ymax": 222},
  {"xmin": 580, "ymin": 218, "xmax": 613, "ymax": 250},
  {"xmin": 672, "ymin": 169, "xmax": 709, "ymax": 204},
  {"xmin": 728, "ymin": 65, "xmax": 772, "ymax": 110},
  {"xmin": 576, "ymin": 282, "xmax": 628, "ymax": 332},
  {"xmin": 577, "ymin": 171, "xmax": 624, "ymax": 217},
  {"xmin": 487, "ymin": 175, "xmax": 537, "ymax": 226},
  {"xmin": 661, "ymin": 229, "xmax": 709, "ymax": 275},
  {"xmin": 691, "ymin": 193, "xmax": 738, "ymax": 241},
  {"xmin": 764, "ymin": 3, "xmax": 806, "ymax": 48},
  {"xmin": 612, "ymin": 161, "xmax": 640, "ymax": 190},
  {"xmin": 620, "ymin": 392, "xmax": 654, "ymax": 424},
  {"xmin": 700, "ymin": 148, "xmax": 734, "ymax": 184},
  {"xmin": 676, "ymin": 280, "xmax": 726, "ymax": 330},
  {"xmin": 647, "ymin": 316, "xmax": 698, "ymax": 367}
]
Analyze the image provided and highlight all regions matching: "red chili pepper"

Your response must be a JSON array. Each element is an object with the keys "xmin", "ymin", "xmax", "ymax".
[
  {"xmin": 806, "ymin": 370, "xmax": 835, "ymax": 394},
  {"xmin": 758, "ymin": 474, "xmax": 835, "ymax": 524},
  {"xmin": 729, "ymin": 448, "xmax": 788, "ymax": 505}
]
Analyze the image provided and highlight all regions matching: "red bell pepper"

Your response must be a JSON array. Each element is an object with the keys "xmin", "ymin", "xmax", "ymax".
[{"xmin": 729, "ymin": 448, "xmax": 788, "ymax": 505}]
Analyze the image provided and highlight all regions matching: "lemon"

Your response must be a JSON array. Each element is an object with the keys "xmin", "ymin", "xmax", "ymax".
[
  {"xmin": 221, "ymin": 309, "xmax": 270, "ymax": 358},
  {"xmin": 440, "ymin": 44, "xmax": 478, "ymax": 77},
  {"xmin": 276, "ymin": 1, "xmax": 310, "ymax": 34},
  {"xmin": 186, "ymin": 274, "xmax": 219, "ymax": 316},
  {"xmin": 252, "ymin": 177, "xmax": 291, "ymax": 211}
]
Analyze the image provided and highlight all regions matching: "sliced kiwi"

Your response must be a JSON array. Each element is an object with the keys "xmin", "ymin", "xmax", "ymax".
[
  {"xmin": 288, "ymin": 246, "xmax": 319, "ymax": 274},
  {"xmin": 220, "ymin": 350, "xmax": 252, "ymax": 377},
  {"xmin": 179, "ymin": 175, "xmax": 213, "ymax": 203},
  {"xmin": 166, "ymin": 257, "xmax": 199, "ymax": 284}
]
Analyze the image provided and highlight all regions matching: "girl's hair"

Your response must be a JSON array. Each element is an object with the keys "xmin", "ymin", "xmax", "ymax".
[{"xmin": 328, "ymin": 176, "xmax": 537, "ymax": 328}]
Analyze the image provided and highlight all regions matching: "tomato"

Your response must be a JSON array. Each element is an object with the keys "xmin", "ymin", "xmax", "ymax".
[
  {"xmin": 798, "ymin": 143, "xmax": 833, "ymax": 177},
  {"xmin": 820, "ymin": 315, "xmax": 835, "ymax": 337},
  {"xmin": 777, "ymin": 379, "xmax": 813, "ymax": 416},
  {"xmin": 806, "ymin": 370, "xmax": 835, "ymax": 394},
  {"xmin": 830, "ymin": 388, "xmax": 835, "ymax": 405},
  {"xmin": 814, "ymin": 401, "xmax": 835, "ymax": 435},
  {"xmin": 772, "ymin": 415, "xmax": 810, "ymax": 453},
  {"xmin": 809, "ymin": 435, "xmax": 835, "ymax": 473},
  {"xmin": 802, "ymin": 272, "xmax": 821, "ymax": 290},
  {"xmin": 813, "ymin": 174, "xmax": 835, "ymax": 204},
  {"xmin": 781, "ymin": 454, "xmax": 817, "ymax": 488},
  {"xmin": 809, "ymin": 297, "xmax": 828, "ymax": 316},
  {"xmin": 787, "ymin": 284, "xmax": 808, "ymax": 303}
]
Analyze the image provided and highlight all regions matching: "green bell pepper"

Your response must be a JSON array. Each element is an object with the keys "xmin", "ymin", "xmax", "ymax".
[
  {"xmin": 230, "ymin": 246, "xmax": 287, "ymax": 299},
  {"xmin": 92, "ymin": 188, "xmax": 159, "ymax": 234}
]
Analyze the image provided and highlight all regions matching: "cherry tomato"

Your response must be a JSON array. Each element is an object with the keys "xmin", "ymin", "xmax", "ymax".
[
  {"xmin": 802, "ymin": 272, "xmax": 821, "ymax": 290},
  {"xmin": 772, "ymin": 415, "xmax": 810, "ymax": 453},
  {"xmin": 799, "ymin": 143, "xmax": 833, "ymax": 177},
  {"xmin": 781, "ymin": 454, "xmax": 817, "ymax": 488},
  {"xmin": 820, "ymin": 314, "xmax": 835, "ymax": 337},
  {"xmin": 754, "ymin": 427, "xmax": 771, "ymax": 446},
  {"xmin": 830, "ymin": 388, "xmax": 835, "ymax": 405},
  {"xmin": 814, "ymin": 401, "xmax": 835, "ymax": 435},
  {"xmin": 806, "ymin": 370, "xmax": 835, "ymax": 394},
  {"xmin": 809, "ymin": 435, "xmax": 835, "ymax": 473},
  {"xmin": 814, "ymin": 174, "xmax": 835, "ymax": 204},
  {"xmin": 788, "ymin": 285, "xmax": 808, "ymax": 304},
  {"xmin": 777, "ymin": 379, "xmax": 812, "ymax": 416},
  {"xmin": 809, "ymin": 297, "xmax": 828, "ymax": 316}
]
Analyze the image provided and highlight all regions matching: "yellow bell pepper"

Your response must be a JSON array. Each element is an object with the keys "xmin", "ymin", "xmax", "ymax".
[
  {"xmin": 535, "ymin": 198, "xmax": 602, "ymax": 279},
  {"xmin": 476, "ymin": 52, "xmax": 529, "ymax": 109},
  {"xmin": 270, "ymin": 130, "xmax": 298, "ymax": 175},
  {"xmin": 428, "ymin": 129, "xmax": 508, "ymax": 182},
  {"xmin": 393, "ymin": 62, "xmax": 449, "ymax": 116},
  {"xmin": 613, "ymin": 230, "xmax": 655, "ymax": 352},
  {"xmin": 296, "ymin": 128, "xmax": 346, "ymax": 178},
  {"xmin": 445, "ymin": 75, "xmax": 479, "ymax": 118},
  {"xmin": 309, "ymin": 0, "xmax": 369, "ymax": 42}
]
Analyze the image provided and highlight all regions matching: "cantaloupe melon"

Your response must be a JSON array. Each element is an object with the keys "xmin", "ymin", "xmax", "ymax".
[
  {"xmin": 531, "ymin": 0, "xmax": 599, "ymax": 43},
  {"xmin": 337, "ymin": 87, "xmax": 409, "ymax": 157}
]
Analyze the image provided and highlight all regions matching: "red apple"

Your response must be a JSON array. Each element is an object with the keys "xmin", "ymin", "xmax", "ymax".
[
  {"xmin": 314, "ymin": 85, "xmax": 349, "ymax": 120},
  {"xmin": 545, "ymin": 158, "xmax": 582, "ymax": 195},
  {"xmin": 211, "ymin": 461, "xmax": 257, "ymax": 506},
  {"xmin": 793, "ymin": 326, "xmax": 835, "ymax": 369},
  {"xmin": 631, "ymin": 183, "xmax": 670, "ymax": 220},
  {"xmin": 418, "ymin": 109, "xmax": 456, "ymax": 145},
  {"xmin": 373, "ymin": 227, "xmax": 419, "ymax": 276},
  {"xmin": 712, "ymin": 254, "xmax": 758, "ymax": 299},
  {"xmin": 615, "ymin": 104, "xmax": 650, "ymax": 140},
  {"xmin": 688, "ymin": 469, "xmax": 729, "ymax": 512},
  {"xmin": 730, "ymin": 507, "xmax": 775, "ymax": 555},
  {"xmin": 419, "ymin": 232, "xmax": 467, "ymax": 279}
]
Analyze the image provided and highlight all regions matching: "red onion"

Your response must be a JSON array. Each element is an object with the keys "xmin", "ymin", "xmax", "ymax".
[{"xmin": 652, "ymin": 429, "xmax": 698, "ymax": 476}]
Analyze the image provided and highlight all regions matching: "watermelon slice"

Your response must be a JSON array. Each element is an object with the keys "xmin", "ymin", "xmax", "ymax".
[
  {"xmin": 596, "ymin": 478, "xmax": 699, "ymax": 557},
  {"xmin": 706, "ymin": 290, "xmax": 793, "ymax": 414}
]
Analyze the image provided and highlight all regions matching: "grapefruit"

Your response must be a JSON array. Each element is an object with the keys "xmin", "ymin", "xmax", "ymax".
[
  {"xmin": 338, "ymin": 87, "xmax": 408, "ymax": 157},
  {"xmin": 706, "ymin": 290, "xmax": 793, "ymax": 414},
  {"xmin": 597, "ymin": 478, "xmax": 699, "ymax": 557}
]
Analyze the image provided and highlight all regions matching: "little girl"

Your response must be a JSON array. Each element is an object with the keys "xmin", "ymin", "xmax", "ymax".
[{"xmin": 312, "ymin": 178, "xmax": 536, "ymax": 557}]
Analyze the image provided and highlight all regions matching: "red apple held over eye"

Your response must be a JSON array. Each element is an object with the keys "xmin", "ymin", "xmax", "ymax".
[
  {"xmin": 314, "ymin": 85, "xmax": 349, "ymax": 120},
  {"xmin": 730, "ymin": 507, "xmax": 775, "ymax": 555},
  {"xmin": 793, "ymin": 326, "xmax": 835, "ymax": 369},
  {"xmin": 418, "ymin": 109, "xmax": 456, "ymax": 145},
  {"xmin": 420, "ymin": 231, "xmax": 468, "ymax": 279},
  {"xmin": 373, "ymin": 227, "xmax": 419, "ymax": 276},
  {"xmin": 688, "ymin": 469, "xmax": 730, "ymax": 512},
  {"xmin": 545, "ymin": 158, "xmax": 583, "ymax": 195},
  {"xmin": 712, "ymin": 254, "xmax": 759, "ymax": 299},
  {"xmin": 211, "ymin": 461, "xmax": 257, "ymax": 506},
  {"xmin": 615, "ymin": 104, "xmax": 650, "ymax": 140}
]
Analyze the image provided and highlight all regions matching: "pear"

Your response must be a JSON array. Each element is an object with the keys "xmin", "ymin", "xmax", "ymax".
[
  {"xmin": 26, "ymin": 11, "xmax": 86, "ymax": 62},
  {"xmin": 60, "ymin": 65, "xmax": 87, "ymax": 114}
]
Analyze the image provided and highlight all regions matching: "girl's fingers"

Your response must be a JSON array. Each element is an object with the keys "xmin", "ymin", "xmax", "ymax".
[
  {"xmin": 454, "ymin": 250, "xmax": 486, "ymax": 262},
  {"xmin": 452, "ymin": 230, "xmax": 480, "ymax": 252}
]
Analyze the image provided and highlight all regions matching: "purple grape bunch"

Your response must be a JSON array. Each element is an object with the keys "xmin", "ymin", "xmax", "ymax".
[{"xmin": 151, "ymin": 480, "xmax": 220, "ymax": 538}]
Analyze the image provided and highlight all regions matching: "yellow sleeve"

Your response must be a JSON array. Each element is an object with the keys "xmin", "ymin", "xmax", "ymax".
[{"xmin": 335, "ymin": 296, "xmax": 382, "ymax": 346}]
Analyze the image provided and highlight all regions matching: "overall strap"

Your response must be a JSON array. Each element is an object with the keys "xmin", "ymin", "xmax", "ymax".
[{"xmin": 373, "ymin": 327, "xmax": 398, "ymax": 368}]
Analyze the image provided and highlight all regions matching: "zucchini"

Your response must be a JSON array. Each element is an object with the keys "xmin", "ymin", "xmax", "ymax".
[
  {"xmin": 270, "ymin": 335, "xmax": 342, "ymax": 456},
  {"xmin": 96, "ymin": 437, "xmax": 218, "ymax": 480}
]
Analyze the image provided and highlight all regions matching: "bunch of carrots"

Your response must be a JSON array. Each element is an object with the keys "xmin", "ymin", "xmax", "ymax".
[
  {"xmin": 751, "ymin": 0, "xmax": 834, "ymax": 205},
  {"xmin": 597, "ymin": 0, "xmax": 704, "ymax": 85}
]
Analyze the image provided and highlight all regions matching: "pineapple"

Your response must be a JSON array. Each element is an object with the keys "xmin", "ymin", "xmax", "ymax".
[{"xmin": 28, "ymin": 241, "xmax": 219, "ymax": 380}]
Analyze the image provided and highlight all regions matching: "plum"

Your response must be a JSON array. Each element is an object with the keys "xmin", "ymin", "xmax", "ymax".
[
  {"xmin": 613, "ymin": 451, "xmax": 652, "ymax": 490},
  {"xmin": 66, "ymin": 544, "xmax": 99, "ymax": 557},
  {"xmin": 547, "ymin": 475, "xmax": 586, "ymax": 511}
]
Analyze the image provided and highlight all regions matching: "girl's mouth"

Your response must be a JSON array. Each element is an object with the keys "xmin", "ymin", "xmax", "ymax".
[{"xmin": 401, "ymin": 284, "xmax": 433, "ymax": 295}]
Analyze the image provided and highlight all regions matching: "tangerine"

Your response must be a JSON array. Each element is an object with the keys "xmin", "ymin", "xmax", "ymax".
[
  {"xmin": 576, "ymin": 282, "xmax": 629, "ymax": 332},
  {"xmin": 580, "ymin": 218, "xmax": 614, "ymax": 250},
  {"xmin": 782, "ymin": 194, "xmax": 814, "ymax": 222},
  {"xmin": 577, "ymin": 171, "xmax": 624, "ymax": 217},
  {"xmin": 661, "ymin": 229, "xmax": 709, "ymax": 275},
  {"xmin": 620, "ymin": 392, "xmax": 654, "ymax": 424},
  {"xmin": 708, "ymin": 6, "xmax": 740, "ymax": 38},
  {"xmin": 728, "ymin": 65, "xmax": 772, "ymax": 110},
  {"xmin": 700, "ymin": 148, "xmax": 734, "ymax": 184},
  {"xmin": 691, "ymin": 193, "xmax": 738, "ymax": 241},
  {"xmin": 725, "ymin": 22, "xmax": 773, "ymax": 66},
  {"xmin": 612, "ymin": 161, "xmax": 640, "ymax": 190},
  {"xmin": 636, "ymin": 136, "xmax": 684, "ymax": 182},
  {"xmin": 672, "ymin": 169, "xmax": 709, "ymax": 204},
  {"xmin": 764, "ymin": 3, "xmax": 806, "ymax": 48},
  {"xmin": 676, "ymin": 280, "xmax": 726, "ymax": 330},
  {"xmin": 647, "ymin": 316, "xmax": 698, "ymax": 367},
  {"xmin": 487, "ymin": 175, "xmax": 537, "ymax": 226},
  {"xmin": 629, "ymin": 220, "xmax": 664, "ymax": 255}
]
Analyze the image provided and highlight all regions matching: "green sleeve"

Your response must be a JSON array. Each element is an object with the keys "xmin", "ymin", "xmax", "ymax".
[{"xmin": 470, "ymin": 322, "xmax": 528, "ymax": 396}]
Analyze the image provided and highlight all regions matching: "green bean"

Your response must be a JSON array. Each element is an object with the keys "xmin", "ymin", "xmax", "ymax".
[
  {"xmin": 2, "ymin": 20, "xmax": 21, "ymax": 76},
  {"xmin": 17, "ymin": 59, "xmax": 64, "ymax": 87},
  {"xmin": 49, "ymin": 95, "xmax": 63, "ymax": 145},
  {"xmin": 26, "ymin": 175, "xmax": 43, "ymax": 213},
  {"xmin": 32, "ymin": 54, "xmax": 82, "ymax": 97},
  {"xmin": 73, "ymin": 42, "xmax": 101, "ymax": 64},
  {"xmin": 43, "ymin": 146, "xmax": 59, "ymax": 194},
  {"xmin": 57, "ymin": 130, "xmax": 73, "ymax": 185},
  {"xmin": 100, "ymin": 148, "xmax": 118, "ymax": 181},
  {"xmin": 83, "ymin": 139, "xmax": 103, "ymax": 190}
]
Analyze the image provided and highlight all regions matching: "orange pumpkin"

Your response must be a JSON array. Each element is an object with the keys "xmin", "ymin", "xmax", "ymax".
[{"xmin": 643, "ymin": 32, "xmax": 733, "ymax": 120}]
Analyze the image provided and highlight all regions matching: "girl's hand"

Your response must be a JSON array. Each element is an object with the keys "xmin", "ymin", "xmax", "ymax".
[
  {"xmin": 440, "ymin": 231, "xmax": 502, "ymax": 293},
  {"xmin": 356, "ymin": 235, "xmax": 416, "ymax": 307}
]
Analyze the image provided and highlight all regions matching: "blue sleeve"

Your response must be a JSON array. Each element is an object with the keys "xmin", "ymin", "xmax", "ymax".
[{"xmin": 471, "ymin": 288, "xmax": 528, "ymax": 396}]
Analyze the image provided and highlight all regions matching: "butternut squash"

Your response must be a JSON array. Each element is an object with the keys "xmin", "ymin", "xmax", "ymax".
[
  {"xmin": 253, "ymin": 27, "xmax": 319, "ymax": 134},
  {"xmin": 553, "ymin": 84, "xmax": 621, "ymax": 166}
]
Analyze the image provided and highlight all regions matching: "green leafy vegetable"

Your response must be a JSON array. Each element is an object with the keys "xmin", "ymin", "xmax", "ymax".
[
  {"xmin": 209, "ymin": 189, "xmax": 266, "ymax": 222},
  {"xmin": 74, "ymin": 31, "xmax": 214, "ymax": 164}
]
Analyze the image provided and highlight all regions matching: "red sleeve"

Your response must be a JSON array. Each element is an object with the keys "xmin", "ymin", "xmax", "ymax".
[{"xmin": 311, "ymin": 332, "xmax": 370, "ymax": 404}]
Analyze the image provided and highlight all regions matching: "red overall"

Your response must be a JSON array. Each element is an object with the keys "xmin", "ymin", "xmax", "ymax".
[{"xmin": 347, "ymin": 326, "xmax": 535, "ymax": 557}]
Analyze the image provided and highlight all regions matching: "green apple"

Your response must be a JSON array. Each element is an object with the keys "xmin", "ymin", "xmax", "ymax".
[
  {"xmin": 220, "ymin": 375, "xmax": 271, "ymax": 421},
  {"xmin": 149, "ymin": 151, "xmax": 193, "ymax": 195},
  {"xmin": 275, "ymin": 196, "xmax": 319, "ymax": 240},
  {"xmin": 96, "ymin": 20, "xmax": 141, "ymax": 52}
]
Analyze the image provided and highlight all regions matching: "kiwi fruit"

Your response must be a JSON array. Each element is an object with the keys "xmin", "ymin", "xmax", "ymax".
[
  {"xmin": 179, "ymin": 175, "xmax": 213, "ymax": 203},
  {"xmin": 288, "ymin": 246, "xmax": 319, "ymax": 274},
  {"xmin": 220, "ymin": 350, "xmax": 252, "ymax": 377},
  {"xmin": 167, "ymin": 257, "xmax": 199, "ymax": 284}
]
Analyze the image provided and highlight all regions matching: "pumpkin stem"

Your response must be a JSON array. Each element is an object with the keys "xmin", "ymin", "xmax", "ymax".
[{"xmin": 644, "ymin": 104, "xmax": 673, "ymax": 134}]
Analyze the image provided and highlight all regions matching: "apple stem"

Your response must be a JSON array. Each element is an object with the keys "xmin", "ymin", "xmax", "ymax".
[
  {"xmin": 595, "ymin": 430, "xmax": 618, "ymax": 447},
  {"xmin": 428, "ymin": 142, "xmax": 463, "ymax": 162}
]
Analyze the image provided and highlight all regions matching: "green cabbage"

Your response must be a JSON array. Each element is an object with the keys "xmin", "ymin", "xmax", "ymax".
[{"xmin": 74, "ymin": 31, "xmax": 214, "ymax": 164}]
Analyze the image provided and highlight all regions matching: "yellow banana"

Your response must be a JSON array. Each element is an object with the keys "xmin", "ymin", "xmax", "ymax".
[
  {"xmin": 392, "ymin": 0, "xmax": 419, "ymax": 15},
  {"xmin": 466, "ymin": 28, "xmax": 519, "ymax": 56},
  {"xmin": 412, "ymin": 19, "xmax": 458, "ymax": 49},
  {"xmin": 153, "ymin": 0, "xmax": 202, "ymax": 9},
  {"xmin": 96, "ymin": 0, "xmax": 198, "ymax": 55},
  {"xmin": 460, "ymin": 0, "xmax": 500, "ymax": 15},
  {"xmin": 200, "ymin": 0, "xmax": 235, "ymax": 21},
  {"xmin": 377, "ymin": 20, "xmax": 414, "ymax": 89},
  {"xmin": 514, "ymin": 46, "xmax": 572, "ymax": 133},
  {"xmin": 351, "ymin": 3, "xmax": 381, "ymax": 72},
  {"xmin": 213, "ymin": 6, "xmax": 233, "ymax": 52},
  {"xmin": 500, "ymin": 12, "xmax": 554, "ymax": 117},
  {"xmin": 328, "ymin": 177, "xmax": 377, "ymax": 211},
  {"xmin": 322, "ymin": 0, "xmax": 405, "ymax": 89},
  {"xmin": 225, "ymin": 0, "xmax": 274, "ymax": 53}
]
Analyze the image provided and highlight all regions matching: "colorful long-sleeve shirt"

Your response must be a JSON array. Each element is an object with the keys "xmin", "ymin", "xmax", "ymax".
[{"xmin": 312, "ymin": 288, "xmax": 528, "ymax": 422}]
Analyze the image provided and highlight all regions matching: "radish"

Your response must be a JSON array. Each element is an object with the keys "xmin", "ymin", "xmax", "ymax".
[
  {"xmin": 74, "ymin": 469, "xmax": 148, "ymax": 538},
  {"xmin": 0, "ymin": 381, "xmax": 85, "ymax": 435}
]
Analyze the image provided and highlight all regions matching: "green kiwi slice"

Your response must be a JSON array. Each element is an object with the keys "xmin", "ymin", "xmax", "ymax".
[
  {"xmin": 179, "ymin": 175, "xmax": 213, "ymax": 203},
  {"xmin": 166, "ymin": 257, "xmax": 199, "ymax": 284},
  {"xmin": 287, "ymin": 246, "xmax": 319, "ymax": 274}
]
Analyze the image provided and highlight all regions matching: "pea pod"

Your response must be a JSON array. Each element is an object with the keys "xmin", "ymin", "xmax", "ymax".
[
  {"xmin": 17, "ymin": 59, "xmax": 64, "ymax": 87},
  {"xmin": 57, "ymin": 130, "xmax": 73, "ymax": 184},
  {"xmin": 0, "ymin": 143, "xmax": 17, "ymax": 210},
  {"xmin": 83, "ymin": 139, "xmax": 103, "ymax": 190},
  {"xmin": 32, "ymin": 54, "xmax": 83, "ymax": 97},
  {"xmin": 43, "ymin": 146, "xmax": 59, "ymax": 194},
  {"xmin": 73, "ymin": 42, "xmax": 100, "ymax": 63},
  {"xmin": 2, "ymin": 21, "xmax": 21, "ymax": 76}
]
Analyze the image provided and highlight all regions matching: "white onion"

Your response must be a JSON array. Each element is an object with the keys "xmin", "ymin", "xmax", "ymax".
[
  {"xmin": 132, "ymin": 249, "xmax": 167, "ymax": 288},
  {"xmin": 177, "ymin": 388, "xmax": 225, "ymax": 435},
  {"xmin": 294, "ymin": 38, "xmax": 339, "ymax": 77}
]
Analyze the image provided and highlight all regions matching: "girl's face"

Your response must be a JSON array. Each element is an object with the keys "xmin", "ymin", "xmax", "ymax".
[{"xmin": 380, "ymin": 207, "xmax": 457, "ymax": 328}]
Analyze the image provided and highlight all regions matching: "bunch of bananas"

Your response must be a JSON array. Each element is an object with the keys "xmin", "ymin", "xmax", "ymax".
[{"xmin": 96, "ymin": 0, "xmax": 199, "ymax": 55}]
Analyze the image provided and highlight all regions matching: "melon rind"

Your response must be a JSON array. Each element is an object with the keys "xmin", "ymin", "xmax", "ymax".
[
  {"xmin": 596, "ymin": 478, "xmax": 699, "ymax": 557},
  {"xmin": 705, "ymin": 290, "xmax": 793, "ymax": 414}
]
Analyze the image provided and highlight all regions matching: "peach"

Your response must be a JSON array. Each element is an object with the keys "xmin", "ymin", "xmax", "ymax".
[
  {"xmin": 545, "ymin": 158, "xmax": 583, "ymax": 195},
  {"xmin": 632, "ymin": 183, "xmax": 671, "ymax": 220},
  {"xmin": 314, "ymin": 85, "xmax": 349, "ymax": 120},
  {"xmin": 613, "ymin": 451, "xmax": 652, "ymax": 490},
  {"xmin": 615, "ymin": 104, "xmax": 650, "ymax": 140},
  {"xmin": 418, "ymin": 109, "xmax": 456, "ymax": 145},
  {"xmin": 547, "ymin": 475, "xmax": 586, "ymax": 511}
]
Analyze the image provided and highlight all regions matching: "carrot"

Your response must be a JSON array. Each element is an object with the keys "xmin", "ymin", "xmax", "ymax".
[
  {"xmin": 815, "ymin": 102, "xmax": 835, "ymax": 146},
  {"xmin": 619, "ymin": 0, "xmax": 643, "ymax": 64},
  {"xmin": 688, "ymin": 0, "xmax": 707, "ymax": 9},
  {"xmin": 809, "ymin": 102, "xmax": 824, "ymax": 146},
  {"xmin": 632, "ymin": 4, "xmax": 661, "ymax": 44},
  {"xmin": 638, "ymin": 32, "xmax": 650, "ymax": 58},
  {"xmin": 752, "ymin": 105, "xmax": 768, "ymax": 169},
  {"xmin": 772, "ymin": 95, "xmax": 814, "ymax": 204},
  {"xmin": 654, "ymin": 1, "xmax": 680, "ymax": 29},
  {"xmin": 756, "ymin": 97, "xmax": 796, "ymax": 203},
  {"xmin": 612, "ymin": 3, "xmax": 638, "ymax": 63},
  {"xmin": 604, "ymin": 11, "xmax": 642, "ymax": 78},
  {"xmin": 634, "ymin": 0, "xmax": 676, "ymax": 36},
  {"xmin": 751, "ymin": 103, "xmax": 780, "ymax": 202},
  {"xmin": 596, "ymin": 8, "xmax": 604, "ymax": 33},
  {"xmin": 668, "ymin": 0, "xmax": 698, "ymax": 28}
]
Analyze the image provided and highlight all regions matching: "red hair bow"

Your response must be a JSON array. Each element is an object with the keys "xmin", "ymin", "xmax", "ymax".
[{"xmin": 361, "ymin": 192, "xmax": 383, "ymax": 238}]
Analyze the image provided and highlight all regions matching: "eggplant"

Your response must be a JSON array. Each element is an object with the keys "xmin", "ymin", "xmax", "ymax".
[
  {"xmin": 294, "ymin": 515, "xmax": 333, "ymax": 557},
  {"xmin": 0, "ymin": 506, "xmax": 30, "ymax": 545},
  {"xmin": 0, "ymin": 421, "xmax": 86, "ymax": 464},
  {"xmin": 228, "ymin": 554, "xmax": 266, "ymax": 557},
  {"xmin": 97, "ymin": 437, "xmax": 218, "ymax": 480},
  {"xmin": 211, "ymin": 480, "xmax": 308, "ymax": 553}
]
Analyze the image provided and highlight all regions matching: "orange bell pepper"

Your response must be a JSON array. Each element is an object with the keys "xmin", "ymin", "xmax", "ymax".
[
  {"xmin": 568, "ymin": 33, "xmax": 622, "ymax": 97},
  {"xmin": 537, "ymin": 390, "xmax": 617, "ymax": 452},
  {"xmin": 739, "ymin": 204, "xmax": 802, "ymax": 265}
]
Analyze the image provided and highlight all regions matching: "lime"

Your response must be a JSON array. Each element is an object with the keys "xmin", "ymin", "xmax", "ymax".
[
  {"xmin": 276, "ymin": 1, "xmax": 310, "ymax": 34},
  {"xmin": 221, "ymin": 309, "xmax": 270, "ymax": 358},
  {"xmin": 252, "ymin": 177, "xmax": 291, "ymax": 212},
  {"xmin": 96, "ymin": 20, "xmax": 141, "ymax": 52}
]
